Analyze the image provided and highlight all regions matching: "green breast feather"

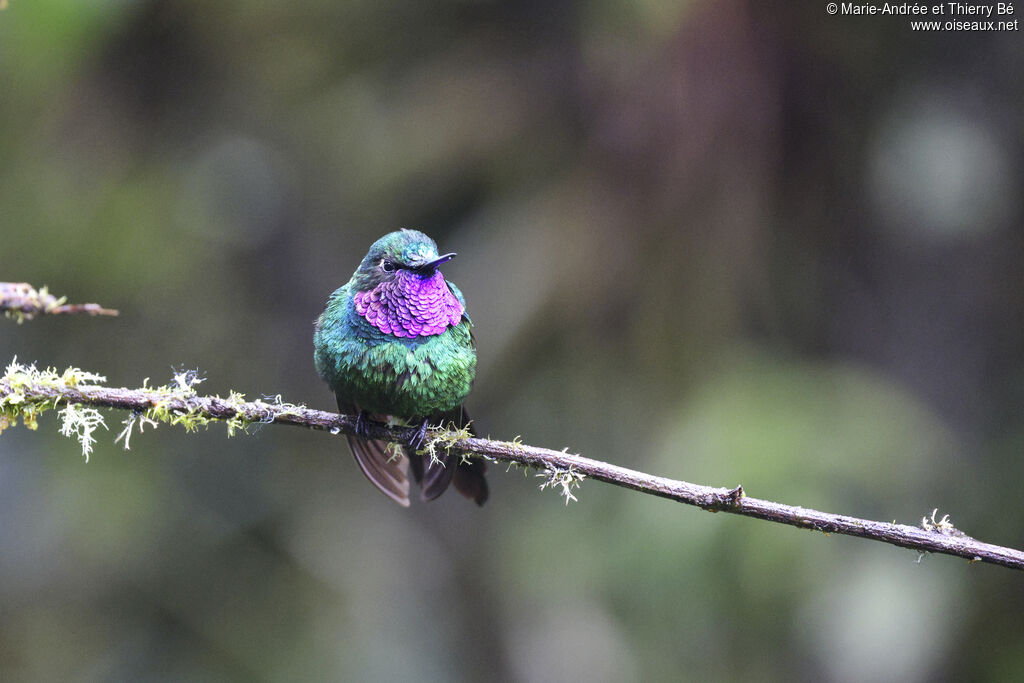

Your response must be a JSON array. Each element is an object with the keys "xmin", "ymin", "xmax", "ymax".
[{"xmin": 314, "ymin": 284, "xmax": 476, "ymax": 418}]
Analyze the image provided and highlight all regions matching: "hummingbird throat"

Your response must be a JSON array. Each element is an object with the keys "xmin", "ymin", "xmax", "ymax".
[{"xmin": 353, "ymin": 270, "xmax": 464, "ymax": 338}]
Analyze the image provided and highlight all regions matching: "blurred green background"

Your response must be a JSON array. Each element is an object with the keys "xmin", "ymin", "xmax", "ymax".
[{"xmin": 2, "ymin": 0, "xmax": 1023, "ymax": 680}]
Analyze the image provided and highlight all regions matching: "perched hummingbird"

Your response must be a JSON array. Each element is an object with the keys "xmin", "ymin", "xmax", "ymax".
[{"xmin": 314, "ymin": 229, "xmax": 488, "ymax": 506}]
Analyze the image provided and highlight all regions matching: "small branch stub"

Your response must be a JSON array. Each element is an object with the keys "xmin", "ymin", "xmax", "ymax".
[
  {"xmin": 712, "ymin": 484, "xmax": 745, "ymax": 510},
  {"xmin": 1, "ymin": 282, "xmax": 119, "ymax": 322}
]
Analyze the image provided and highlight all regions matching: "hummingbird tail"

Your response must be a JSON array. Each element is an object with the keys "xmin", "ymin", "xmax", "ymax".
[
  {"xmin": 337, "ymin": 398, "xmax": 487, "ymax": 506},
  {"xmin": 409, "ymin": 450, "xmax": 488, "ymax": 506},
  {"xmin": 453, "ymin": 458, "xmax": 488, "ymax": 506}
]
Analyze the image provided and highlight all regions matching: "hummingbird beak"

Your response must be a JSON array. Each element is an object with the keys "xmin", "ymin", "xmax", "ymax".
[{"xmin": 414, "ymin": 252, "xmax": 456, "ymax": 274}]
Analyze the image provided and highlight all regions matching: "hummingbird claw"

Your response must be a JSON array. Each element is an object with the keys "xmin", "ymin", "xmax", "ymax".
[
  {"xmin": 408, "ymin": 418, "xmax": 431, "ymax": 452},
  {"xmin": 354, "ymin": 410, "xmax": 372, "ymax": 439}
]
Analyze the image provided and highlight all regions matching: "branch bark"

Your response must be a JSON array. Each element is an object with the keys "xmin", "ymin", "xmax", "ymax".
[
  {"xmin": 3, "ymin": 371, "xmax": 1022, "ymax": 572},
  {"xmin": 1, "ymin": 282, "xmax": 118, "ymax": 320}
]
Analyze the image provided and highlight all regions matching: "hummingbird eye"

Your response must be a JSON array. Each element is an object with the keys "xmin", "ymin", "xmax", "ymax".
[{"xmin": 380, "ymin": 259, "xmax": 396, "ymax": 272}]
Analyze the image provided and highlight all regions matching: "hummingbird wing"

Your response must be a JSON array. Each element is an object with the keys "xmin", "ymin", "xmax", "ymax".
[
  {"xmin": 337, "ymin": 398, "xmax": 410, "ymax": 506},
  {"xmin": 346, "ymin": 435, "xmax": 410, "ymax": 506}
]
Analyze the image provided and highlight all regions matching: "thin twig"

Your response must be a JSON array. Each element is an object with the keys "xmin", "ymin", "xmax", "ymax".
[
  {"xmin": 1, "ymin": 282, "xmax": 118, "ymax": 321},
  {"xmin": 2, "ymin": 373, "xmax": 1022, "ymax": 572}
]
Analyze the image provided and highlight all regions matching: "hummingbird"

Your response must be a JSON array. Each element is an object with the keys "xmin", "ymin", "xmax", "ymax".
[{"xmin": 314, "ymin": 229, "xmax": 488, "ymax": 506}]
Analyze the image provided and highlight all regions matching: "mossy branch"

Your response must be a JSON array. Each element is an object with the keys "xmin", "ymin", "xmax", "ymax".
[
  {"xmin": 1, "ymin": 282, "xmax": 118, "ymax": 322},
  {"xmin": 2, "ymin": 360, "xmax": 1023, "ymax": 572}
]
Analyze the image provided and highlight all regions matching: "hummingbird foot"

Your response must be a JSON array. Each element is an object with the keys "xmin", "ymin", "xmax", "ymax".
[
  {"xmin": 354, "ymin": 410, "xmax": 373, "ymax": 439},
  {"xmin": 407, "ymin": 418, "xmax": 431, "ymax": 452}
]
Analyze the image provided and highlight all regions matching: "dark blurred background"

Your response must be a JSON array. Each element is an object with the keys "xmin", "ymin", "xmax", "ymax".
[{"xmin": 1, "ymin": 0, "xmax": 1022, "ymax": 680}]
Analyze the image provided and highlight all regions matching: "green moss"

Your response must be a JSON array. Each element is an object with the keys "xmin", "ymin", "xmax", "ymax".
[{"xmin": 417, "ymin": 420, "xmax": 474, "ymax": 467}]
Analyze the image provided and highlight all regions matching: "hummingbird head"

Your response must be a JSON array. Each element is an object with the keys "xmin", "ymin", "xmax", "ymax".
[
  {"xmin": 350, "ymin": 229, "xmax": 465, "ymax": 338},
  {"xmin": 352, "ymin": 229, "xmax": 456, "ymax": 290}
]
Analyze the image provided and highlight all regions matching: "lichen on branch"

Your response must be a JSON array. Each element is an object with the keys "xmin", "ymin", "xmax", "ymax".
[
  {"xmin": 0, "ymin": 360, "xmax": 303, "ymax": 459},
  {"xmin": 0, "ymin": 360, "xmax": 109, "ymax": 458}
]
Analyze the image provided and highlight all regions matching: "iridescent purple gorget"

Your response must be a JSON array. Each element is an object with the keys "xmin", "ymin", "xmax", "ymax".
[{"xmin": 353, "ymin": 269, "xmax": 464, "ymax": 338}]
